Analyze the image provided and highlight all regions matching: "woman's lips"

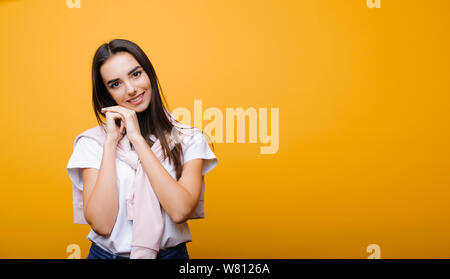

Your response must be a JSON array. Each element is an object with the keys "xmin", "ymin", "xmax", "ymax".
[{"xmin": 127, "ymin": 92, "xmax": 144, "ymax": 104}]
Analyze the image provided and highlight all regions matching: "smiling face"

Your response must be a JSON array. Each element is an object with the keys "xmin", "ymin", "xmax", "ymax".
[{"xmin": 100, "ymin": 51, "xmax": 152, "ymax": 113}]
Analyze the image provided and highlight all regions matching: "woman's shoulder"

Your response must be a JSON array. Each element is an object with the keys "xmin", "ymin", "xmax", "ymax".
[
  {"xmin": 73, "ymin": 125, "xmax": 106, "ymax": 150},
  {"xmin": 173, "ymin": 123, "xmax": 218, "ymax": 174},
  {"xmin": 77, "ymin": 136, "xmax": 102, "ymax": 148},
  {"xmin": 166, "ymin": 110, "xmax": 200, "ymax": 136},
  {"xmin": 171, "ymin": 123, "xmax": 204, "ymax": 146},
  {"xmin": 67, "ymin": 127, "xmax": 104, "ymax": 169},
  {"xmin": 78, "ymin": 124, "xmax": 107, "ymax": 139}
]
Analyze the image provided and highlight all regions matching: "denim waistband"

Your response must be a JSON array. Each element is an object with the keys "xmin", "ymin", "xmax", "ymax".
[
  {"xmin": 89, "ymin": 242, "xmax": 130, "ymax": 259},
  {"xmin": 88, "ymin": 241, "xmax": 188, "ymax": 259}
]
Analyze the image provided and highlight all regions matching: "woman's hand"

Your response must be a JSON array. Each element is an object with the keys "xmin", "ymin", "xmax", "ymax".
[
  {"xmin": 104, "ymin": 111, "xmax": 126, "ymax": 144},
  {"xmin": 101, "ymin": 106, "xmax": 143, "ymax": 144}
]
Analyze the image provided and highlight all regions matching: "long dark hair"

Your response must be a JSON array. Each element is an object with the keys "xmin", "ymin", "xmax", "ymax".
[{"xmin": 91, "ymin": 39, "xmax": 188, "ymax": 180}]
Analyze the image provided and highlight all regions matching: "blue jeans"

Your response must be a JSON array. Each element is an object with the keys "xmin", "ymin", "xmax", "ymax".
[{"xmin": 86, "ymin": 241, "xmax": 190, "ymax": 259}]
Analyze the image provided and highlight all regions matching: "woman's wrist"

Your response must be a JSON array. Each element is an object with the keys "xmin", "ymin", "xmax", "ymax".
[
  {"xmin": 129, "ymin": 134, "xmax": 144, "ymax": 145},
  {"xmin": 104, "ymin": 137, "xmax": 119, "ymax": 148}
]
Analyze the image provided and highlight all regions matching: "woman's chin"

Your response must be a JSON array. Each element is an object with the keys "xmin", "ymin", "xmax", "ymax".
[
  {"xmin": 132, "ymin": 103, "xmax": 150, "ymax": 113},
  {"xmin": 124, "ymin": 96, "xmax": 150, "ymax": 113}
]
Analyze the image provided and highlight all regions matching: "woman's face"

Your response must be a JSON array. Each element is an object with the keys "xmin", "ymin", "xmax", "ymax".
[{"xmin": 100, "ymin": 51, "xmax": 152, "ymax": 113}]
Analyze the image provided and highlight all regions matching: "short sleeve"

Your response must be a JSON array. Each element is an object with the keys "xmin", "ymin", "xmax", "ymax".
[
  {"xmin": 66, "ymin": 137, "xmax": 102, "ymax": 191},
  {"xmin": 182, "ymin": 129, "xmax": 218, "ymax": 176}
]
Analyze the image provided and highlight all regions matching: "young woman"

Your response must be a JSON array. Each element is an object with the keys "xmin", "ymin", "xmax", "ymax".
[{"xmin": 66, "ymin": 39, "xmax": 218, "ymax": 259}]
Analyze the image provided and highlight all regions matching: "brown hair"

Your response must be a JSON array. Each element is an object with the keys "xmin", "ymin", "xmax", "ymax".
[{"xmin": 91, "ymin": 39, "xmax": 191, "ymax": 179}]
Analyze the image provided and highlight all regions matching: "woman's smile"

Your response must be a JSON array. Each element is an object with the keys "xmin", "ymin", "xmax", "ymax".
[{"xmin": 127, "ymin": 92, "xmax": 145, "ymax": 105}]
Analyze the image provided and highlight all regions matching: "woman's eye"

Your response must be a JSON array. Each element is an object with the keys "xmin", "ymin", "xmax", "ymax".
[
  {"xmin": 111, "ymin": 82, "xmax": 119, "ymax": 89},
  {"xmin": 133, "ymin": 71, "xmax": 142, "ymax": 77}
]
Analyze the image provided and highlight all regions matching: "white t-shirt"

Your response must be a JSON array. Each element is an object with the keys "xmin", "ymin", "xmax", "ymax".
[{"xmin": 66, "ymin": 127, "xmax": 218, "ymax": 256}]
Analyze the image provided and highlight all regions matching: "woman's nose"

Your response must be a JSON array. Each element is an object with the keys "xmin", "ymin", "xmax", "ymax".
[{"xmin": 124, "ymin": 80, "xmax": 137, "ymax": 93}]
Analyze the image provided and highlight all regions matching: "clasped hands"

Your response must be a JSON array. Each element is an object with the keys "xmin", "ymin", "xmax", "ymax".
[{"xmin": 101, "ymin": 106, "xmax": 143, "ymax": 144}]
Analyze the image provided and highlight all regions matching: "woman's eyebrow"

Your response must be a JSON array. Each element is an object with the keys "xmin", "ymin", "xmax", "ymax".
[{"xmin": 106, "ymin": 66, "xmax": 141, "ymax": 85}]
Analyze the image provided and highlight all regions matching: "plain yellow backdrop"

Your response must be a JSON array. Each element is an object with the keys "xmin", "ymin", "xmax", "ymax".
[{"xmin": 0, "ymin": 0, "xmax": 449, "ymax": 258}]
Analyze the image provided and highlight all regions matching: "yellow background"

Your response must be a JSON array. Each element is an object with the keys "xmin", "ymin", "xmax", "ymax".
[{"xmin": 1, "ymin": 0, "xmax": 449, "ymax": 258}]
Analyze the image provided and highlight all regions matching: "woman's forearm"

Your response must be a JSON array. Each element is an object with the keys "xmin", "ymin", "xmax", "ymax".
[
  {"xmin": 84, "ymin": 139, "xmax": 119, "ymax": 236},
  {"xmin": 132, "ymin": 136, "xmax": 193, "ymax": 223}
]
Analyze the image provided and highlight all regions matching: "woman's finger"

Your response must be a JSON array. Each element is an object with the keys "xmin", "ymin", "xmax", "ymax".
[
  {"xmin": 106, "ymin": 111, "xmax": 125, "ymax": 123},
  {"xmin": 102, "ymin": 106, "xmax": 128, "ymax": 116},
  {"xmin": 119, "ymin": 119, "xmax": 126, "ymax": 135}
]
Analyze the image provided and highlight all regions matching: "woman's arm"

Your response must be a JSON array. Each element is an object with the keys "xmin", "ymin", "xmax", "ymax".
[
  {"xmin": 81, "ymin": 138, "xmax": 119, "ymax": 236},
  {"xmin": 132, "ymin": 136, "xmax": 204, "ymax": 224}
]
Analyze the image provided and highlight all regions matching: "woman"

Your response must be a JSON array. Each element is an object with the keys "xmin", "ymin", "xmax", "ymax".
[{"xmin": 66, "ymin": 39, "xmax": 218, "ymax": 259}]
